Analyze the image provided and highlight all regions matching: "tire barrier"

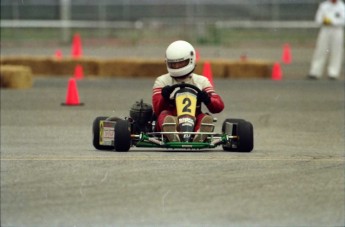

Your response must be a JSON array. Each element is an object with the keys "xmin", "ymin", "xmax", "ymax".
[
  {"xmin": 0, "ymin": 65, "xmax": 33, "ymax": 89},
  {"xmin": 0, "ymin": 56, "xmax": 272, "ymax": 79}
]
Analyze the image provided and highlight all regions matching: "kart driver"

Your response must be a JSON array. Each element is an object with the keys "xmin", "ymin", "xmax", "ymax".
[{"xmin": 152, "ymin": 40, "xmax": 224, "ymax": 142}]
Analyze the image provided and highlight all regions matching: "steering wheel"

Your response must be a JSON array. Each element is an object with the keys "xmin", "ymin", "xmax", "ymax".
[{"xmin": 168, "ymin": 83, "xmax": 202, "ymax": 100}]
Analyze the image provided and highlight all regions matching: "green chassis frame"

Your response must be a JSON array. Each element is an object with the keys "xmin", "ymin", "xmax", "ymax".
[{"xmin": 133, "ymin": 132, "xmax": 236, "ymax": 149}]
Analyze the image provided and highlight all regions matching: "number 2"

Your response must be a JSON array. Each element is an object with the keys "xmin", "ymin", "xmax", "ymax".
[{"xmin": 182, "ymin": 98, "xmax": 191, "ymax": 113}]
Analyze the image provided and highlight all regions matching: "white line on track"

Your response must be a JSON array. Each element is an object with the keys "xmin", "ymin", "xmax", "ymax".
[{"xmin": 1, "ymin": 156, "xmax": 344, "ymax": 162}]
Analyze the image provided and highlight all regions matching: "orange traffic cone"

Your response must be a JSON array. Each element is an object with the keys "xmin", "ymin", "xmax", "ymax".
[
  {"xmin": 61, "ymin": 78, "xmax": 84, "ymax": 106},
  {"xmin": 74, "ymin": 64, "xmax": 84, "ymax": 80},
  {"xmin": 282, "ymin": 43, "xmax": 292, "ymax": 64},
  {"xmin": 271, "ymin": 62, "xmax": 283, "ymax": 81},
  {"xmin": 54, "ymin": 49, "xmax": 62, "ymax": 59},
  {"xmin": 202, "ymin": 61, "xmax": 214, "ymax": 86},
  {"xmin": 71, "ymin": 33, "xmax": 83, "ymax": 58},
  {"xmin": 195, "ymin": 49, "xmax": 200, "ymax": 62},
  {"xmin": 240, "ymin": 53, "xmax": 248, "ymax": 62}
]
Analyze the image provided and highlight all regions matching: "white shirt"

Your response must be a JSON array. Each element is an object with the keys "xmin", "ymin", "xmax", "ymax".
[{"xmin": 315, "ymin": 0, "xmax": 345, "ymax": 27}]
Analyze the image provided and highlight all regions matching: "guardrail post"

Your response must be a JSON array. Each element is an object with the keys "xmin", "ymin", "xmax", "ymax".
[{"xmin": 60, "ymin": 0, "xmax": 71, "ymax": 43}]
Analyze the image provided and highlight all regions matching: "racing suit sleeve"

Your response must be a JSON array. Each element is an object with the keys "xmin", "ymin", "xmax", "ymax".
[
  {"xmin": 203, "ymin": 86, "xmax": 224, "ymax": 114},
  {"xmin": 152, "ymin": 76, "xmax": 169, "ymax": 116},
  {"xmin": 191, "ymin": 74, "xmax": 224, "ymax": 114}
]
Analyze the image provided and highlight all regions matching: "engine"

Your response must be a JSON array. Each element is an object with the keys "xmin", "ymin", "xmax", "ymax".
[{"xmin": 129, "ymin": 99, "xmax": 153, "ymax": 133}]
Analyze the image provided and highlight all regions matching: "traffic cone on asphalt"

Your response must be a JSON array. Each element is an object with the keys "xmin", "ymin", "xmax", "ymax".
[
  {"xmin": 196, "ymin": 49, "xmax": 200, "ymax": 62},
  {"xmin": 54, "ymin": 49, "xmax": 62, "ymax": 59},
  {"xmin": 74, "ymin": 64, "xmax": 84, "ymax": 80},
  {"xmin": 71, "ymin": 33, "xmax": 83, "ymax": 58},
  {"xmin": 282, "ymin": 43, "xmax": 292, "ymax": 64},
  {"xmin": 61, "ymin": 78, "xmax": 84, "ymax": 106},
  {"xmin": 271, "ymin": 62, "xmax": 283, "ymax": 81},
  {"xmin": 202, "ymin": 61, "xmax": 214, "ymax": 86}
]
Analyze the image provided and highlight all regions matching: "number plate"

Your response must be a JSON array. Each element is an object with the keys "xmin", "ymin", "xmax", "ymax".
[
  {"xmin": 175, "ymin": 92, "xmax": 197, "ymax": 117},
  {"xmin": 100, "ymin": 121, "xmax": 115, "ymax": 145}
]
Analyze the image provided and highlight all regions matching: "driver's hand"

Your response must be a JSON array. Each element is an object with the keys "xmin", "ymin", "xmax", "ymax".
[
  {"xmin": 161, "ymin": 85, "xmax": 173, "ymax": 100},
  {"xmin": 198, "ymin": 91, "xmax": 211, "ymax": 105}
]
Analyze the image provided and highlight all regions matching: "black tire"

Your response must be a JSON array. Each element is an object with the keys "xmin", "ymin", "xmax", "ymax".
[
  {"xmin": 222, "ymin": 119, "xmax": 254, "ymax": 152},
  {"xmin": 237, "ymin": 121, "xmax": 254, "ymax": 152},
  {"xmin": 114, "ymin": 119, "xmax": 131, "ymax": 152},
  {"xmin": 92, "ymin": 116, "xmax": 114, "ymax": 151}
]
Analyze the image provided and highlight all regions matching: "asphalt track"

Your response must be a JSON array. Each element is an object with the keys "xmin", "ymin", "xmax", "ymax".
[{"xmin": 1, "ymin": 77, "xmax": 344, "ymax": 226}]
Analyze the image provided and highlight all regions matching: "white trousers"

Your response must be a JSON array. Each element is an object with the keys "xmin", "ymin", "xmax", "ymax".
[{"xmin": 309, "ymin": 26, "xmax": 344, "ymax": 78}]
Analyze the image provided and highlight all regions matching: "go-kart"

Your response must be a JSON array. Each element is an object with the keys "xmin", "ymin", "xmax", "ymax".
[{"xmin": 92, "ymin": 83, "xmax": 254, "ymax": 152}]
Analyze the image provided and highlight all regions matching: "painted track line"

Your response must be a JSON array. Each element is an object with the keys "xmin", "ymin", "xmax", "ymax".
[{"xmin": 1, "ymin": 156, "xmax": 344, "ymax": 162}]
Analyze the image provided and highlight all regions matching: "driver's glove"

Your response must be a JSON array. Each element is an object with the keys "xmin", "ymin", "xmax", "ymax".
[
  {"xmin": 161, "ymin": 85, "xmax": 173, "ymax": 100},
  {"xmin": 198, "ymin": 91, "xmax": 211, "ymax": 105}
]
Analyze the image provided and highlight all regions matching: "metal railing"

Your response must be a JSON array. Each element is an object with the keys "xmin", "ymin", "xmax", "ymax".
[
  {"xmin": 1, "ymin": 0, "xmax": 319, "ymax": 21},
  {"xmin": 1, "ymin": 0, "xmax": 320, "ymax": 44}
]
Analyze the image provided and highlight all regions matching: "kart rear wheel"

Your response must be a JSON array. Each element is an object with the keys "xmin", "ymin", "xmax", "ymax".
[
  {"xmin": 222, "ymin": 119, "xmax": 254, "ymax": 152},
  {"xmin": 92, "ymin": 116, "xmax": 114, "ymax": 151},
  {"xmin": 114, "ymin": 119, "xmax": 131, "ymax": 152}
]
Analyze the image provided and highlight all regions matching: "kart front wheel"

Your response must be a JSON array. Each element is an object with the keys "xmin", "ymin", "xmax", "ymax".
[
  {"xmin": 114, "ymin": 119, "xmax": 131, "ymax": 152},
  {"xmin": 237, "ymin": 120, "xmax": 254, "ymax": 152},
  {"xmin": 222, "ymin": 119, "xmax": 254, "ymax": 152}
]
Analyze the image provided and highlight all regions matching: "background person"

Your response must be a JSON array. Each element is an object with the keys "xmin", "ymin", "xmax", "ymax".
[{"xmin": 308, "ymin": 0, "xmax": 345, "ymax": 80}]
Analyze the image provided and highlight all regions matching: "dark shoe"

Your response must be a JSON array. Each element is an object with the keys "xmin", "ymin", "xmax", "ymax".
[
  {"xmin": 306, "ymin": 75, "xmax": 318, "ymax": 80},
  {"xmin": 328, "ymin": 76, "xmax": 338, "ymax": 80}
]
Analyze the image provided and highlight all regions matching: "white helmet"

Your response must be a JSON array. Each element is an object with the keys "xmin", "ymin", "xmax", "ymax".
[{"xmin": 165, "ymin": 40, "xmax": 196, "ymax": 78}]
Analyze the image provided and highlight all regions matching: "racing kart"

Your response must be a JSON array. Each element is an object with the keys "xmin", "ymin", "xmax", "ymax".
[{"xmin": 92, "ymin": 83, "xmax": 254, "ymax": 152}]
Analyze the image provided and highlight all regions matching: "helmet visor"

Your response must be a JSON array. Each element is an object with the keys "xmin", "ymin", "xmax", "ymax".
[{"xmin": 167, "ymin": 59, "xmax": 190, "ymax": 69}]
